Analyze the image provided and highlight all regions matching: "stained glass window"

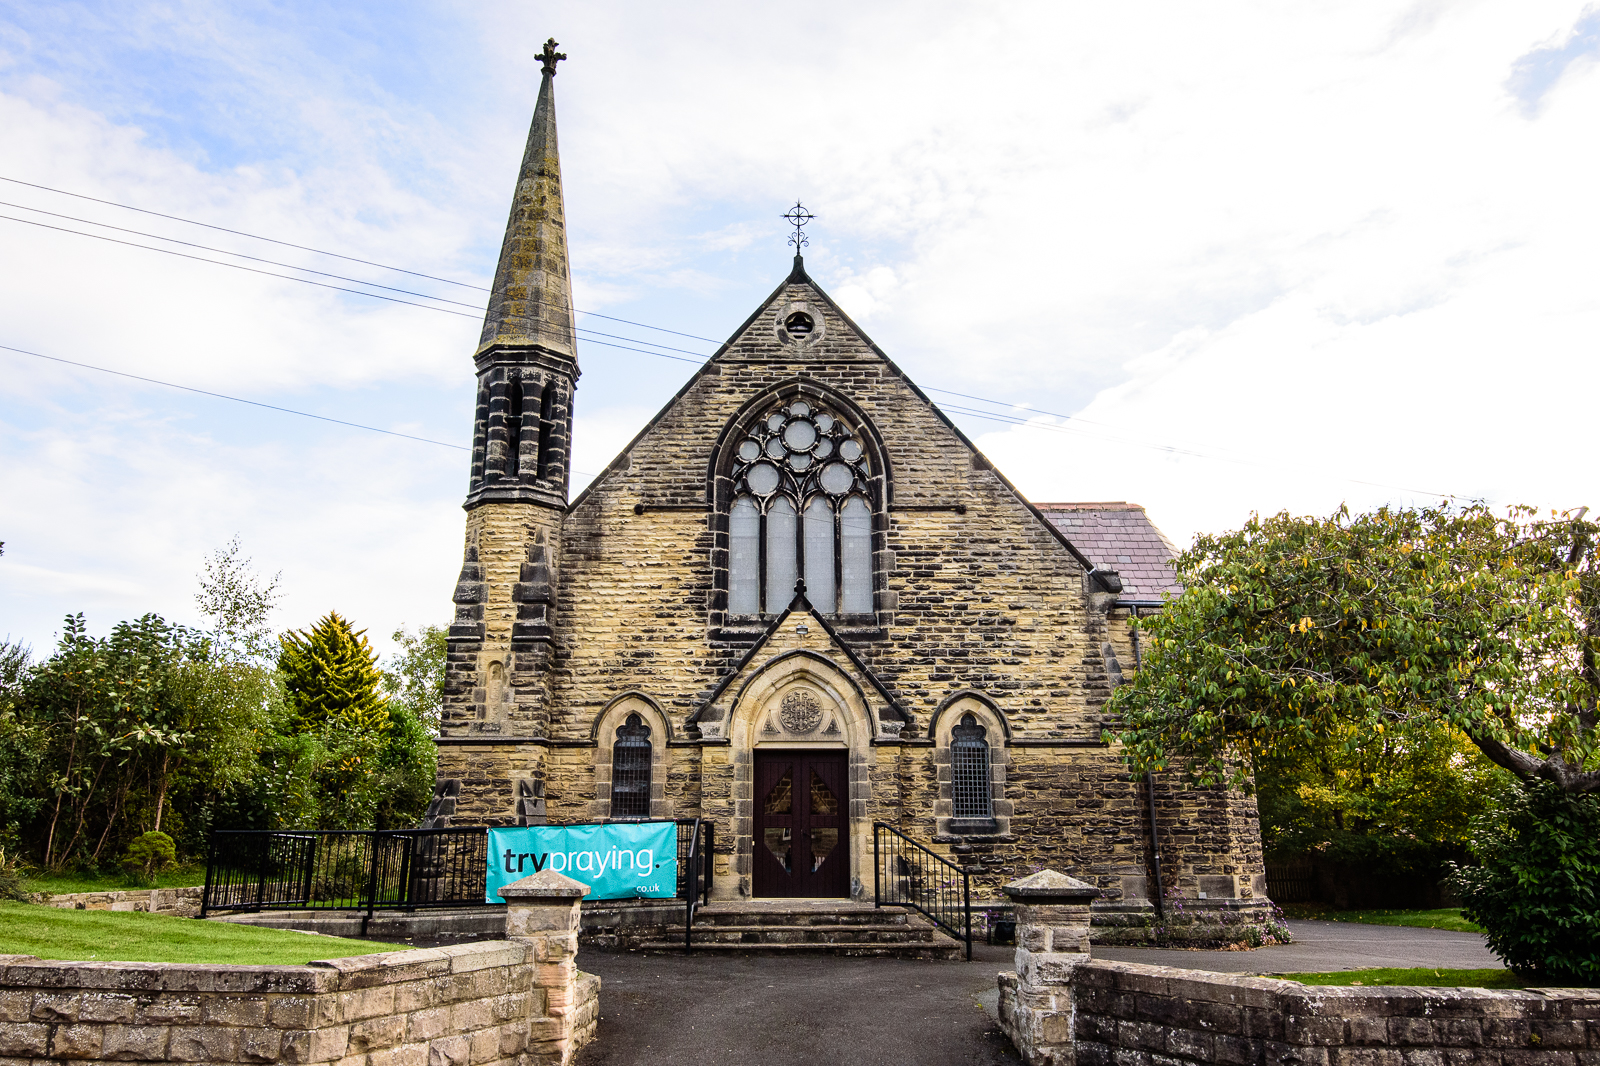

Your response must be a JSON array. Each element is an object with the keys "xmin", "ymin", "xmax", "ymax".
[{"xmin": 726, "ymin": 397, "xmax": 876, "ymax": 617}]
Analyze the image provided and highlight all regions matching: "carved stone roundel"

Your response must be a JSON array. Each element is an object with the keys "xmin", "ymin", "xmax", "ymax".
[{"xmin": 779, "ymin": 691, "xmax": 822, "ymax": 734}]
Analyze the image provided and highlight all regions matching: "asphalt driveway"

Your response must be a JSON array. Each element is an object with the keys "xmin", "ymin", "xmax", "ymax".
[{"xmin": 571, "ymin": 921, "xmax": 1501, "ymax": 1066}]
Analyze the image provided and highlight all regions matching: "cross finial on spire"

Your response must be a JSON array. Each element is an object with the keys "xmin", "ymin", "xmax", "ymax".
[
  {"xmin": 784, "ymin": 202, "xmax": 815, "ymax": 252},
  {"xmin": 539, "ymin": 38, "xmax": 567, "ymax": 77}
]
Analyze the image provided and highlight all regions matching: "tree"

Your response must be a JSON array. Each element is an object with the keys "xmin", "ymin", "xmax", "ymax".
[
  {"xmin": 1453, "ymin": 779, "xmax": 1600, "ymax": 984},
  {"xmin": 1255, "ymin": 715, "xmax": 1505, "ymax": 878},
  {"xmin": 1108, "ymin": 503, "xmax": 1599, "ymax": 795},
  {"xmin": 0, "ymin": 641, "xmax": 46, "ymax": 851},
  {"xmin": 277, "ymin": 613, "xmax": 393, "ymax": 828},
  {"xmin": 373, "ymin": 625, "xmax": 446, "ymax": 830},
  {"xmin": 195, "ymin": 536, "xmax": 281, "ymax": 662},
  {"xmin": 382, "ymin": 625, "xmax": 446, "ymax": 735},
  {"xmin": 19, "ymin": 613, "xmax": 268, "ymax": 868}
]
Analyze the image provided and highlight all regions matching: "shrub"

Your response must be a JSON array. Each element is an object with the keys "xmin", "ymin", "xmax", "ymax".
[
  {"xmin": 121, "ymin": 831, "xmax": 177, "ymax": 885},
  {"xmin": 1451, "ymin": 780, "xmax": 1600, "ymax": 985},
  {"xmin": 0, "ymin": 845, "xmax": 30, "ymax": 901}
]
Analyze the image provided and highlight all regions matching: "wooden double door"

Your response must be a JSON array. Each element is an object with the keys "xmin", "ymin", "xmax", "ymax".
[{"xmin": 752, "ymin": 750, "xmax": 849, "ymax": 898}]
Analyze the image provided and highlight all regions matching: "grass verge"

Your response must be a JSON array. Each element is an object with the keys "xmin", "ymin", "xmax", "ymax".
[
  {"xmin": 1278, "ymin": 904, "xmax": 1482, "ymax": 933},
  {"xmin": 0, "ymin": 902, "xmax": 406, "ymax": 965},
  {"xmin": 1276, "ymin": 967, "xmax": 1524, "ymax": 989},
  {"xmin": 20, "ymin": 864, "xmax": 208, "ymax": 896}
]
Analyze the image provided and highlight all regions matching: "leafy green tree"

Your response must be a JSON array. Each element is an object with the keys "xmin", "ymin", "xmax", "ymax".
[
  {"xmin": 1256, "ymin": 716, "xmax": 1505, "ymax": 876},
  {"xmin": 1109, "ymin": 503, "xmax": 1599, "ymax": 794},
  {"xmin": 382, "ymin": 625, "xmax": 446, "ymax": 734},
  {"xmin": 195, "ymin": 536, "xmax": 281, "ymax": 662},
  {"xmin": 277, "ymin": 613, "xmax": 392, "ymax": 828},
  {"xmin": 0, "ymin": 641, "xmax": 46, "ymax": 851},
  {"xmin": 1109, "ymin": 502, "xmax": 1599, "ymax": 975},
  {"xmin": 19, "ymin": 614, "xmax": 268, "ymax": 868},
  {"xmin": 373, "ymin": 625, "xmax": 446, "ymax": 829}
]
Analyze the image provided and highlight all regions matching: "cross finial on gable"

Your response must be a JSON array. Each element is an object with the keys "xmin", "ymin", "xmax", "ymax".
[
  {"xmin": 783, "ymin": 202, "xmax": 815, "ymax": 252},
  {"xmin": 539, "ymin": 38, "xmax": 568, "ymax": 77}
]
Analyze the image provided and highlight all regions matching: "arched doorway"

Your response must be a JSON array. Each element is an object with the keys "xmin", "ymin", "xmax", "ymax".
[{"xmin": 753, "ymin": 747, "xmax": 848, "ymax": 898}]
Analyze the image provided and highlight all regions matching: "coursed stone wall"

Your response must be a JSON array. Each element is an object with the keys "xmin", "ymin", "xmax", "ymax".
[
  {"xmin": 28, "ymin": 887, "xmax": 202, "ymax": 919},
  {"xmin": 0, "ymin": 874, "xmax": 601, "ymax": 1066},
  {"xmin": 996, "ymin": 870, "xmax": 1598, "ymax": 1066},
  {"xmin": 1000, "ymin": 962, "xmax": 1600, "ymax": 1066}
]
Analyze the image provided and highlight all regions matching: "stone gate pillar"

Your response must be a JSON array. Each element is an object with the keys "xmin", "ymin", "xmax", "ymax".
[
  {"xmin": 500, "ymin": 870, "xmax": 600, "ymax": 1066},
  {"xmin": 996, "ymin": 869, "xmax": 1099, "ymax": 1066}
]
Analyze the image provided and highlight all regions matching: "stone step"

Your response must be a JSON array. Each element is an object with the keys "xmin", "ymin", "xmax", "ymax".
[
  {"xmin": 683, "ymin": 923, "xmax": 939, "ymax": 945},
  {"xmin": 635, "ymin": 939, "xmax": 964, "ymax": 960},
  {"xmin": 692, "ymin": 906, "xmax": 913, "ymax": 928}
]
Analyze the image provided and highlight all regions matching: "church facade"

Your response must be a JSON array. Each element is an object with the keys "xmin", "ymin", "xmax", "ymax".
[{"xmin": 431, "ymin": 46, "xmax": 1270, "ymax": 931}]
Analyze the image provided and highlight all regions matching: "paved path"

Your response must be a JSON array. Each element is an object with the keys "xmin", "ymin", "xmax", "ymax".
[
  {"xmin": 1098, "ymin": 919, "xmax": 1500, "ymax": 974},
  {"xmin": 571, "ymin": 922, "xmax": 1501, "ymax": 1066}
]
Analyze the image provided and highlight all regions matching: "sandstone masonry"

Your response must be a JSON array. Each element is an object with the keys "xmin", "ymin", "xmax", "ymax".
[
  {"xmin": 428, "ymin": 45, "xmax": 1271, "ymax": 939},
  {"xmin": 997, "ymin": 869, "xmax": 1600, "ymax": 1066},
  {"xmin": 0, "ymin": 874, "xmax": 598, "ymax": 1066}
]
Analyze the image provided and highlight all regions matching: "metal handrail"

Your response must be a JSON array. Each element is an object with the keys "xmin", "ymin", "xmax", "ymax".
[
  {"xmin": 872, "ymin": 821, "xmax": 972, "ymax": 960},
  {"xmin": 683, "ymin": 817, "xmax": 708, "ymax": 953}
]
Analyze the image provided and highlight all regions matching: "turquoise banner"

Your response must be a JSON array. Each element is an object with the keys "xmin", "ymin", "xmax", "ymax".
[{"xmin": 487, "ymin": 822, "xmax": 679, "ymax": 902}]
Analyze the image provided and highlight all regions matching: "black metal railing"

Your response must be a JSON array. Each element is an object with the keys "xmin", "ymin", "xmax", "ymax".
[
  {"xmin": 872, "ymin": 822, "xmax": 972, "ymax": 960},
  {"xmin": 204, "ymin": 820, "xmax": 709, "ymax": 934},
  {"xmin": 681, "ymin": 817, "xmax": 713, "ymax": 954},
  {"xmin": 202, "ymin": 828, "xmax": 490, "ymax": 933}
]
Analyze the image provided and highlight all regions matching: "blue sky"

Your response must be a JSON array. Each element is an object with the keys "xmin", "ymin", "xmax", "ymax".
[{"xmin": 2, "ymin": 1, "xmax": 1598, "ymax": 656}]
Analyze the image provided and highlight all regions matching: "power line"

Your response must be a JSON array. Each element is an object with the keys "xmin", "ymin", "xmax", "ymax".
[
  {"xmin": 0, "ymin": 213, "xmax": 708, "ymax": 363},
  {"xmin": 2, "ymin": 179, "xmax": 1464, "ymax": 500},
  {"xmin": 2, "ymin": 200, "xmax": 722, "ymax": 361},
  {"xmin": 0, "ymin": 174, "xmax": 723, "ymax": 344},
  {"xmin": 1, "ymin": 343, "xmax": 467, "ymax": 450},
  {"xmin": 4, "ymin": 337, "xmax": 1458, "ymax": 504},
  {"xmin": 0, "ymin": 198, "xmax": 486, "ymax": 309}
]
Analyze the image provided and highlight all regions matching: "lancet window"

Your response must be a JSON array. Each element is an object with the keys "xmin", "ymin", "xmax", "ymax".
[
  {"xmin": 727, "ymin": 398, "xmax": 876, "ymax": 616},
  {"xmin": 609, "ymin": 714, "xmax": 652, "ymax": 818},
  {"xmin": 950, "ymin": 714, "xmax": 993, "ymax": 820}
]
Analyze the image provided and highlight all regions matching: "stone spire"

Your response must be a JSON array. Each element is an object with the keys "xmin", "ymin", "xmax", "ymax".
[{"xmin": 478, "ymin": 39, "xmax": 576, "ymax": 363}]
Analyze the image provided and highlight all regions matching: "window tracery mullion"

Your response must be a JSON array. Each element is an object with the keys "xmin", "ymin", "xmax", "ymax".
[{"xmin": 727, "ymin": 397, "xmax": 874, "ymax": 618}]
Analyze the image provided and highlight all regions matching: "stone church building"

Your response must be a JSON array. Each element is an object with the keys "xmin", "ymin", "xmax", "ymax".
[{"xmin": 432, "ymin": 46, "xmax": 1270, "ymax": 933}]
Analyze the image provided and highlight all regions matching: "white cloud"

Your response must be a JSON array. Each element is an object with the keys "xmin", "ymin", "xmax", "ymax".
[{"xmin": 1, "ymin": 0, "xmax": 1597, "ymax": 653}]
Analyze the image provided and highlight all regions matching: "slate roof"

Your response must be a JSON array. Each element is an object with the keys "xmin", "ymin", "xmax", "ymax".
[{"xmin": 1032, "ymin": 502, "xmax": 1181, "ymax": 600}]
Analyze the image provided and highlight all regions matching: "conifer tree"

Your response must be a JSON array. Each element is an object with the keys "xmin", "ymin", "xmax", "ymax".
[
  {"xmin": 277, "ymin": 613, "xmax": 391, "ymax": 827},
  {"xmin": 278, "ymin": 612, "xmax": 389, "ymax": 735}
]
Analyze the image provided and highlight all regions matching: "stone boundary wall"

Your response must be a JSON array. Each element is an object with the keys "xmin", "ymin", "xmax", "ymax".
[
  {"xmin": 996, "ymin": 868, "xmax": 1600, "ymax": 1066},
  {"xmin": 0, "ymin": 870, "xmax": 603, "ymax": 1066},
  {"xmin": 28, "ymin": 887, "xmax": 203, "ymax": 919},
  {"xmin": 0, "ymin": 940, "xmax": 598, "ymax": 1065},
  {"xmin": 998, "ymin": 960, "xmax": 1599, "ymax": 1066}
]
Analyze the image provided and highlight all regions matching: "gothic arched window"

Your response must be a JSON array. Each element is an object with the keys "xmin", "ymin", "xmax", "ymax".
[
  {"xmin": 610, "ymin": 713, "xmax": 652, "ymax": 818},
  {"xmin": 950, "ymin": 713, "xmax": 993, "ymax": 820},
  {"xmin": 727, "ymin": 398, "xmax": 876, "ymax": 616}
]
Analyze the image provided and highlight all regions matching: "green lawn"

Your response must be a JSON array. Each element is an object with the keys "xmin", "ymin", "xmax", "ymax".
[
  {"xmin": 1276, "ymin": 966, "xmax": 1524, "ymax": 989},
  {"xmin": 1279, "ymin": 904, "xmax": 1483, "ymax": 933},
  {"xmin": 21, "ymin": 864, "xmax": 208, "ymax": 896},
  {"xmin": 0, "ymin": 902, "xmax": 406, "ymax": 965}
]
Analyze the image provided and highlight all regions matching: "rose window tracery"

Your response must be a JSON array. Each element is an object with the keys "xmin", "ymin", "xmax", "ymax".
[{"xmin": 727, "ymin": 398, "xmax": 875, "ymax": 616}]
